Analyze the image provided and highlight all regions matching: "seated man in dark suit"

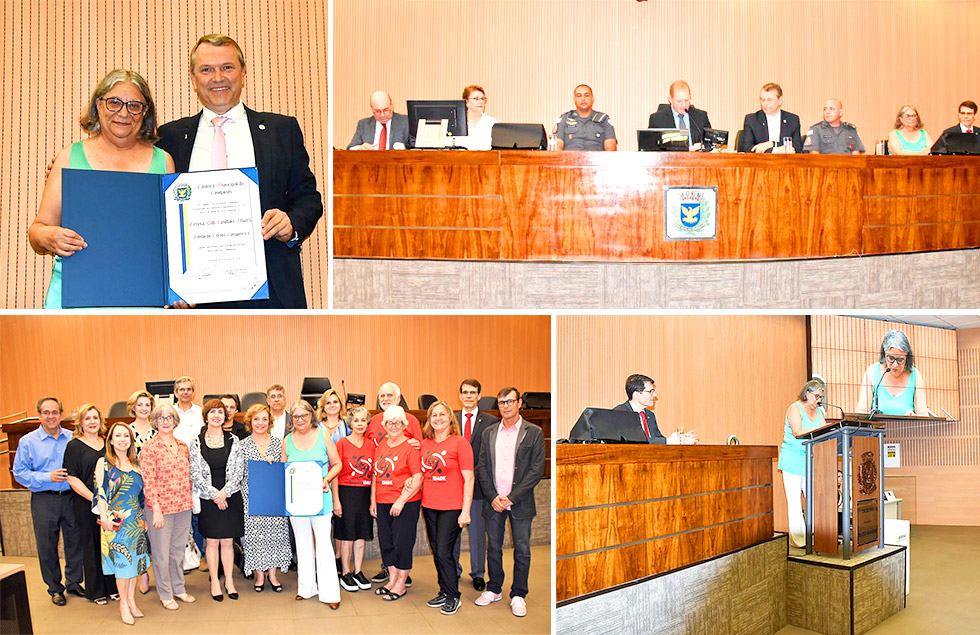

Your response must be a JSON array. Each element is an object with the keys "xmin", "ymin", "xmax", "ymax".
[
  {"xmin": 157, "ymin": 34, "xmax": 323, "ymax": 309},
  {"xmin": 930, "ymin": 100, "xmax": 979, "ymax": 154},
  {"xmin": 647, "ymin": 80, "xmax": 712, "ymax": 151},
  {"xmin": 347, "ymin": 91, "xmax": 411, "ymax": 150},
  {"xmin": 612, "ymin": 374, "xmax": 697, "ymax": 444},
  {"xmin": 738, "ymin": 82, "xmax": 803, "ymax": 153}
]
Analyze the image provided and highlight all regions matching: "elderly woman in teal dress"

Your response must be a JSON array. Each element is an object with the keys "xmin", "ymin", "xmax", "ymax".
[
  {"xmin": 27, "ymin": 68, "xmax": 174, "ymax": 308},
  {"xmin": 856, "ymin": 329, "xmax": 929, "ymax": 416},
  {"xmin": 887, "ymin": 105, "xmax": 934, "ymax": 156},
  {"xmin": 778, "ymin": 379, "xmax": 826, "ymax": 549},
  {"xmin": 96, "ymin": 422, "xmax": 151, "ymax": 625}
]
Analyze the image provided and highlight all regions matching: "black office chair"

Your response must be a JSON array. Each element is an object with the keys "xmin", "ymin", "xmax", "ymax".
[
  {"xmin": 241, "ymin": 391, "xmax": 267, "ymax": 410},
  {"xmin": 376, "ymin": 395, "xmax": 409, "ymax": 410},
  {"xmin": 418, "ymin": 394, "xmax": 438, "ymax": 410},
  {"xmin": 108, "ymin": 401, "xmax": 129, "ymax": 418},
  {"xmin": 301, "ymin": 377, "xmax": 331, "ymax": 395},
  {"xmin": 478, "ymin": 396, "xmax": 498, "ymax": 411},
  {"xmin": 734, "ymin": 129, "xmax": 744, "ymax": 153},
  {"xmin": 521, "ymin": 392, "xmax": 551, "ymax": 410}
]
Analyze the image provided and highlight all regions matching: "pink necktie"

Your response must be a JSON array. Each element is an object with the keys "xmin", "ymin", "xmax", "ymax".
[{"xmin": 211, "ymin": 116, "xmax": 230, "ymax": 169}]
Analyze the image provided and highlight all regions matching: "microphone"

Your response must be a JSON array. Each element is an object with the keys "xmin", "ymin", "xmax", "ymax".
[
  {"xmin": 868, "ymin": 368, "xmax": 891, "ymax": 420},
  {"xmin": 818, "ymin": 401, "xmax": 846, "ymax": 420},
  {"xmin": 341, "ymin": 379, "xmax": 348, "ymax": 403}
]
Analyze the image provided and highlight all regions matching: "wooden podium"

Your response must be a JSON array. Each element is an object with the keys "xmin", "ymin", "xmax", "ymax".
[{"xmin": 800, "ymin": 417, "xmax": 886, "ymax": 559}]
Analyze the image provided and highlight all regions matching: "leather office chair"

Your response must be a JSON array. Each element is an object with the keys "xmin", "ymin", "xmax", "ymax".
[
  {"xmin": 478, "ymin": 396, "xmax": 498, "ymax": 411},
  {"xmin": 108, "ymin": 401, "xmax": 129, "ymax": 418},
  {"xmin": 417, "ymin": 394, "xmax": 438, "ymax": 410},
  {"xmin": 376, "ymin": 395, "xmax": 409, "ymax": 410},
  {"xmin": 241, "ymin": 391, "xmax": 268, "ymax": 410}
]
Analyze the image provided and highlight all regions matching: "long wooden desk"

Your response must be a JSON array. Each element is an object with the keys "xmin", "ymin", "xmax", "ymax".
[
  {"xmin": 334, "ymin": 150, "xmax": 980, "ymax": 261},
  {"xmin": 556, "ymin": 443, "xmax": 778, "ymax": 604}
]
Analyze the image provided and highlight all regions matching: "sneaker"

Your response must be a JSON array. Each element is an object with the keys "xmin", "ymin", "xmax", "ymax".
[
  {"xmin": 406, "ymin": 575, "xmax": 413, "ymax": 588},
  {"xmin": 353, "ymin": 571, "xmax": 372, "ymax": 590},
  {"xmin": 441, "ymin": 596, "xmax": 460, "ymax": 615},
  {"xmin": 339, "ymin": 573, "xmax": 358, "ymax": 592},
  {"xmin": 370, "ymin": 567, "xmax": 389, "ymax": 584},
  {"xmin": 475, "ymin": 591, "xmax": 501, "ymax": 606},
  {"xmin": 426, "ymin": 592, "xmax": 447, "ymax": 608},
  {"xmin": 510, "ymin": 596, "xmax": 527, "ymax": 617}
]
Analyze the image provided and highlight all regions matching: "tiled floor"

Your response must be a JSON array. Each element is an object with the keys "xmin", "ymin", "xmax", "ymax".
[{"xmin": 2, "ymin": 546, "xmax": 551, "ymax": 634}]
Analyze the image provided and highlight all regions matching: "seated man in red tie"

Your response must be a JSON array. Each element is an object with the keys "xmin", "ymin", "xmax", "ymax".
[
  {"xmin": 612, "ymin": 374, "xmax": 698, "ymax": 444},
  {"xmin": 930, "ymin": 100, "xmax": 979, "ymax": 154},
  {"xmin": 347, "ymin": 91, "xmax": 411, "ymax": 150}
]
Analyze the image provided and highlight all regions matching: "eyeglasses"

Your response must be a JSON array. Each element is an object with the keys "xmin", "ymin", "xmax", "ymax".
[
  {"xmin": 156, "ymin": 415, "xmax": 175, "ymax": 422},
  {"xmin": 901, "ymin": 113, "xmax": 918, "ymax": 119},
  {"xmin": 885, "ymin": 354, "xmax": 906, "ymax": 365},
  {"xmin": 100, "ymin": 97, "xmax": 148, "ymax": 116},
  {"xmin": 461, "ymin": 390, "xmax": 479, "ymax": 395},
  {"xmin": 640, "ymin": 388, "xmax": 657, "ymax": 395},
  {"xmin": 292, "ymin": 413, "xmax": 312, "ymax": 421},
  {"xmin": 497, "ymin": 398, "xmax": 518, "ymax": 407},
  {"xmin": 39, "ymin": 410, "xmax": 61, "ymax": 417},
  {"xmin": 383, "ymin": 419, "xmax": 405, "ymax": 427}
]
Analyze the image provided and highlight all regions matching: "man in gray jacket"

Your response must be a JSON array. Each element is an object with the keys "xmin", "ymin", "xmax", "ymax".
[{"xmin": 347, "ymin": 91, "xmax": 410, "ymax": 149}]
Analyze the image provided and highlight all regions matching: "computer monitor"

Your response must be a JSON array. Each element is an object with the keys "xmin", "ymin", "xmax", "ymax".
[
  {"xmin": 942, "ymin": 132, "xmax": 980, "ymax": 155},
  {"xmin": 491, "ymin": 123, "xmax": 547, "ymax": 150},
  {"xmin": 701, "ymin": 128, "xmax": 730, "ymax": 150},
  {"xmin": 567, "ymin": 407, "xmax": 649, "ymax": 443},
  {"xmin": 145, "ymin": 380, "xmax": 176, "ymax": 398},
  {"xmin": 637, "ymin": 128, "xmax": 690, "ymax": 151},
  {"xmin": 407, "ymin": 100, "xmax": 467, "ymax": 148}
]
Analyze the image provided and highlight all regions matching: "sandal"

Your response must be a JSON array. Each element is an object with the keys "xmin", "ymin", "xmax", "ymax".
[
  {"xmin": 374, "ymin": 586, "xmax": 391, "ymax": 596},
  {"xmin": 174, "ymin": 593, "xmax": 196, "ymax": 603},
  {"xmin": 109, "ymin": 594, "xmax": 120, "ymax": 601},
  {"xmin": 94, "ymin": 597, "xmax": 108, "ymax": 606},
  {"xmin": 161, "ymin": 599, "xmax": 179, "ymax": 611},
  {"xmin": 380, "ymin": 589, "xmax": 404, "ymax": 602},
  {"xmin": 270, "ymin": 582, "xmax": 283, "ymax": 593}
]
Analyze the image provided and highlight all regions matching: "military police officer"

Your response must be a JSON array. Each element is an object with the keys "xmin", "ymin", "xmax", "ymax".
[
  {"xmin": 803, "ymin": 99, "xmax": 865, "ymax": 154},
  {"xmin": 554, "ymin": 84, "xmax": 618, "ymax": 151}
]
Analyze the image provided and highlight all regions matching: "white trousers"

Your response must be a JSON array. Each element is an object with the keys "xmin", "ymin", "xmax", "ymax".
[
  {"xmin": 782, "ymin": 471, "xmax": 806, "ymax": 548},
  {"xmin": 290, "ymin": 515, "xmax": 340, "ymax": 602}
]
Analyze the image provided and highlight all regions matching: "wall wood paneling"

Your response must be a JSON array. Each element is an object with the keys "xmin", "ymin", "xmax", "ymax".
[
  {"xmin": 0, "ymin": 0, "xmax": 329, "ymax": 308},
  {"xmin": 0, "ymin": 315, "xmax": 550, "ymax": 422}
]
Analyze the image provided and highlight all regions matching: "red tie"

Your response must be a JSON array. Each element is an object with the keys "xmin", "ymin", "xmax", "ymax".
[
  {"xmin": 968, "ymin": 128, "xmax": 974, "ymax": 134},
  {"xmin": 464, "ymin": 413, "xmax": 473, "ymax": 441},
  {"xmin": 378, "ymin": 122, "xmax": 388, "ymax": 150},
  {"xmin": 638, "ymin": 412, "xmax": 650, "ymax": 437}
]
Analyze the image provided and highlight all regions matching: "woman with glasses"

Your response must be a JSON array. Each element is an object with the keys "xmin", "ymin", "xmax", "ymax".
[
  {"xmin": 456, "ymin": 85, "xmax": 497, "ymax": 151},
  {"xmin": 282, "ymin": 400, "xmax": 343, "ymax": 608},
  {"xmin": 334, "ymin": 406, "xmax": 374, "ymax": 593},
  {"xmin": 887, "ymin": 105, "xmax": 933, "ymax": 155},
  {"xmin": 28, "ymin": 69, "xmax": 174, "ymax": 308},
  {"xmin": 856, "ymin": 329, "xmax": 929, "ymax": 416},
  {"xmin": 370, "ymin": 406, "xmax": 422, "ymax": 602},
  {"xmin": 777, "ymin": 379, "xmax": 827, "ymax": 548},
  {"xmin": 139, "ymin": 404, "xmax": 196, "ymax": 611}
]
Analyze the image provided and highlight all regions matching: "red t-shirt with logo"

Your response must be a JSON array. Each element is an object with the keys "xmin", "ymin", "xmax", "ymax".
[
  {"xmin": 336, "ymin": 436, "xmax": 373, "ymax": 487},
  {"xmin": 420, "ymin": 435, "xmax": 474, "ymax": 510},
  {"xmin": 366, "ymin": 412, "xmax": 423, "ymax": 446},
  {"xmin": 373, "ymin": 439, "xmax": 422, "ymax": 504}
]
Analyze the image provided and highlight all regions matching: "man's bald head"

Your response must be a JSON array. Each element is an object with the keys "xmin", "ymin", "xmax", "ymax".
[
  {"xmin": 823, "ymin": 99, "xmax": 843, "ymax": 126},
  {"xmin": 369, "ymin": 91, "xmax": 394, "ymax": 124}
]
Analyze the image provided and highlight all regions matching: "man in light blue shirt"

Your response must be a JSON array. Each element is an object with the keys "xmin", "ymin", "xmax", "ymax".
[{"xmin": 13, "ymin": 397, "xmax": 84, "ymax": 605}]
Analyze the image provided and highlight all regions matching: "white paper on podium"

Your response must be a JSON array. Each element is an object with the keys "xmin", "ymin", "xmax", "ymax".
[{"xmin": 284, "ymin": 460, "xmax": 324, "ymax": 516}]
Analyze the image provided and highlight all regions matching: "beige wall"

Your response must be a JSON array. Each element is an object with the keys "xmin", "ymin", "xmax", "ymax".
[
  {"xmin": 335, "ymin": 0, "xmax": 979, "ymax": 152},
  {"xmin": 0, "ymin": 315, "xmax": 550, "ymax": 420},
  {"xmin": 1, "ymin": 0, "xmax": 328, "ymax": 308}
]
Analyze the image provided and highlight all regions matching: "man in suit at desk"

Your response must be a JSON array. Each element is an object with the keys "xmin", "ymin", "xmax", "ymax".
[
  {"xmin": 648, "ymin": 80, "xmax": 713, "ymax": 151},
  {"xmin": 453, "ymin": 378, "xmax": 499, "ymax": 592},
  {"xmin": 613, "ymin": 374, "xmax": 697, "ymax": 444},
  {"xmin": 157, "ymin": 34, "xmax": 323, "ymax": 309},
  {"xmin": 738, "ymin": 82, "xmax": 803, "ymax": 153},
  {"xmin": 347, "ymin": 91, "xmax": 411, "ymax": 150},
  {"xmin": 930, "ymin": 100, "xmax": 979, "ymax": 153}
]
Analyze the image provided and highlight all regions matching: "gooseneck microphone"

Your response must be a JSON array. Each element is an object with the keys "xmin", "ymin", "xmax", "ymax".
[
  {"xmin": 868, "ymin": 368, "xmax": 891, "ymax": 420},
  {"xmin": 818, "ymin": 401, "xmax": 846, "ymax": 421}
]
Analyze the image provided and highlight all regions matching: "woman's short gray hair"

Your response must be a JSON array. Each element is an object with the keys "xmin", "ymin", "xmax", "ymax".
[
  {"xmin": 79, "ymin": 69, "xmax": 159, "ymax": 141},
  {"xmin": 879, "ymin": 330, "xmax": 915, "ymax": 369},
  {"xmin": 150, "ymin": 403, "xmax": 181, "ymax": 431}
]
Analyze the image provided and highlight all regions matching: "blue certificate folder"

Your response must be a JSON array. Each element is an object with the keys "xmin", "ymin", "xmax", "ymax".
[
  {"xmin": 60, "ymin": 167, "xmax": 266, "ymax": 308},
  {"xmin": 247, "ymin": 460, "xmax": 325, "ymax": 516}
]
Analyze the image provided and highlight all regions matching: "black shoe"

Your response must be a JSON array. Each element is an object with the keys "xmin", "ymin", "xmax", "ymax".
[
  {"xmin": 66, "ymin": 586, "xmax": 86, "ymax": 598},
  {"xmin": 340, "ymin": 573, "xmax": 358, "ymax": 592},
  {"xmin": 227, "ymin": 591, "xmax": 239, "ymax": 600},
  {"xmin": 426, "ymin": 592, "xmax": 447, "ymax": 608},
  {"xmin": 472, "ymin": 577, "xmax": 486, "ymax": 592},
  {"xmin": 211, "ymin": 593, "xmax": 223, "ymax": 602},
  {"xmin": 370, "ymin": 567, "xmax": 389, "ymax": 584},
  {"xmin": 406, "ymin": 575, "xmax": 413, "ymax": 588},
  {"xmin": 441, "ymin": 596, "xmax": 460, "ymax": 615},
  {"xmin": 353, "ymin": 571, "xmax": 372, "ymax": 590},
  {"xmin": 243, "ymin": 571, "xmax": 254, "ymax": 580},
  {"xmin": 51, "ymin": 592, "xmax": 66, "ymax": 606}
]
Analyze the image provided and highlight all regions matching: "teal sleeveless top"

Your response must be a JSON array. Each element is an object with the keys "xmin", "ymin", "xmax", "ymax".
[
  {"xmin": 284, "ymin": 427, "xmax": 333, "ymax": 516},
  {"xmin": 777, "ymin": 401, "xmax": 825, "ymax": 476},
  {"xmin": 895, "ymin": 129, "xmax": 928, "ymax": 153},
  {"xmin": 44, "ymin": 142, "xmax": 168, "ymax": 309},
  {"xmin": 871, "ymin": 363, "xmax": 918, "ymax": 415}
]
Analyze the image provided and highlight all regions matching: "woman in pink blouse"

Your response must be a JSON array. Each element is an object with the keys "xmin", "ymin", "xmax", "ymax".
[{"xmin": 140, "ymin": 403, "xmax": 196, "ymax": 611}]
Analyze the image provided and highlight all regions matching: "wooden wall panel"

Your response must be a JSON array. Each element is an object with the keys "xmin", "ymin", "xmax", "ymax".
[
  {"xmin": 0, "ymin": 315, "xmax": 550, "ymax": 421},
  {"xmin": 1, "ymin": 0, "xmax": 328, "ymax": 309},
  {"xmin": 334, "ymin": 0, "xmax": 980, "ymax": 154}
]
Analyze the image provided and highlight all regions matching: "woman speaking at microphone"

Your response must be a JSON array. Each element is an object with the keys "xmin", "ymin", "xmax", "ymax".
[
  {"xmin": 855, "ymin": 329, "xmax": 929, "ymax": 416},
  {"xmin": 777, "ymin": 379, "xmax": 826, "ymax": 549}
]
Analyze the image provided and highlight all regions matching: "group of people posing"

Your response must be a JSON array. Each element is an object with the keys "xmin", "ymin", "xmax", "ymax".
[
  {"xmin": 12, "ymin": 377, "xmax": 546, "ymax": 624},
  {"xmin": 348, "ymin": 80, "xmax": 978, "ymax": 156}
]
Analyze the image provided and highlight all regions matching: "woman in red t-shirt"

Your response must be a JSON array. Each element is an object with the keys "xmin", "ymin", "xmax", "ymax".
[
  {"xmin": 334, "ymin": 406, "xmax": 374, "ymax": 593},
  {"xmin": 420, "ymin": 400, "xmax": 474, "ymax": 615},
  {"xmin": 370, "ymin": 406, "xmax": 422, "ymax": 601}
]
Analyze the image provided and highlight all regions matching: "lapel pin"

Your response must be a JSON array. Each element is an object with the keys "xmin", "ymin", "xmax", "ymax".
[{"xmin": 259, "ymin": 123, "xmax": 266, "ymax": 130}]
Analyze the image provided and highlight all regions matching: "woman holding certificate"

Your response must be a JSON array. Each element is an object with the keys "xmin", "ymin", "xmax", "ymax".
[
  {"xmin": 27, "ymin": 69, "xmax": 174, "ymax": 308},
  {"xmin": 420, "ymin": 400, "xmax": 474, "ymax": 615},
  {"xmin": 282, "ymin": 400, "xmax": 343, "ymax": 608},
  {"xmin": 856, "ymin": 329, "xmax": 929, "ymax": 416},
  {"xmin": 334, "ymin": 406, "xmax": 374, "ymax": 592},
  {"xmin": 189, "ymin": 399, "xmax": 244, "ymax": 602},
  {"xmin": 370, "ymin": 406, "xmax": 423, "ymax": 602}
]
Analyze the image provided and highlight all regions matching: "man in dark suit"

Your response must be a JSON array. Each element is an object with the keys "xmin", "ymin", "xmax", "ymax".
[
  {"xmin": 475, "ymin": 387, "xmax": 545, "ymax": 618},
  {"xmin": 347, "ymin": 91, "xmax": 411, "ymax": 150},
  {"xmin": 453, "ymin": 378, "xmax": 499, "ymax": 592},
  {"xmin": 156, "ymin": 34, "xmax": 323, "ymax": 309},
  {"xmin": 738, "ymin": 82, "xmax": 803, "ymax": 153},
  {"xmin": 612, "ymin": 374, "xmax": 697, "ymax": 444},
  {"xmin": 647, "ymin": 80, "xmax": 712, "ymax": 150},
  {"xmin": 930, "ymin": 100, "xmax": 979, "ymax": 154}
]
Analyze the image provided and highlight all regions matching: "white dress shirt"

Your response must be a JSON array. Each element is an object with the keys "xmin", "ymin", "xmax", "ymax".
[
  {"xmin": 766, "ymin": 110, "xmax": 782, "ymax": 145},
  {"xmin": 457, "ymin": 114, "xmax": 498, "ymax": 150},
  {"xmin": 189, "ymin": 101, "xmax": 257, "ymax": 171},
  {"xmin": 173, "ymin": 403, "xmax": 204, "ymax": 446}
]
